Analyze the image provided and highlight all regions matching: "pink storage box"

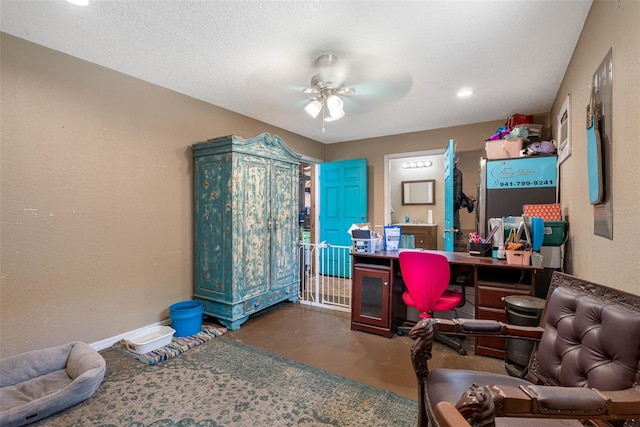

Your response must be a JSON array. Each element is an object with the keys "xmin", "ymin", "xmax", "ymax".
[{"xmin": 485, "ymin": 138, "xmax": 523, "ymax": 159}]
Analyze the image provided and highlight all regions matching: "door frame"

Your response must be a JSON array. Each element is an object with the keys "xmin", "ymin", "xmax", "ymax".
[
  {"xmin": 297, "ymin": 155, "xmax": 322, "ymax": 245},
  {"xmin": 383, "ymin": 149, "xmax": 445, "ymax": 226}
]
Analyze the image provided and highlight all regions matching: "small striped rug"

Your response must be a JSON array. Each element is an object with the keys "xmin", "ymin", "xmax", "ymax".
[{"xmin": 111, "ymin": 324, "xmax": 227, "ymax": 365}]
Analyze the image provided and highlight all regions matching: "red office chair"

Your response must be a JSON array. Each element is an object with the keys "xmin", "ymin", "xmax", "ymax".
[{"xmin": 397, "ymin": 251, "xmax": 467, "ymax": 355}]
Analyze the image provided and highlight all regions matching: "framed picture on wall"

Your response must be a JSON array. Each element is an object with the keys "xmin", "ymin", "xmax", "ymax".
[{"xmin": 557, "ymin": 94, "xmax": 571, "ymax": 164}]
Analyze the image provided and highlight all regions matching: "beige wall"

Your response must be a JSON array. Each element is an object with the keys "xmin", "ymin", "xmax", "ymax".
[
  {"xmin": 2, "ymin": 0, "xmax": 638, "ymax": 357},
  {"xmin": 327, "ymin": 0, "xmax": 640, "ymax": 294},
  {"xmin": 326, "ymin": 120, "xmax": 505, "ymax": 239},
  {"xmin": 549, "ymin": 0, "xmax": 640, "ymax": 289},
  {"xmin": 0, "ymin": 34, "xmax": 324, "ymax": 357}
]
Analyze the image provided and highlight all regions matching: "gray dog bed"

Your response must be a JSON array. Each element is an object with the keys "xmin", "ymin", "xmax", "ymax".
[{"xmin": 0, "ymin": 341, "xmax": 106, "ymax": 426}]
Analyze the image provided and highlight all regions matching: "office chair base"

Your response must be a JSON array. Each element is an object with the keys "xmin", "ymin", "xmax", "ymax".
[
  {"xmin": 434, "ymin": 332, "xmax": 467, "ymax": 355},
  {"xmin": 396, "ymin": 325, "xmax": 411, "ymax": 336}
]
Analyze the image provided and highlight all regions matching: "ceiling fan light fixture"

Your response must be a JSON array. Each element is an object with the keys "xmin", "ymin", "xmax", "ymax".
[
  {"xmin": 326, "ymin": 95, "xmax": 345, "ymax": 120},
  {"xmin": 327, "ymin": 107, "xmax": 345, "ymax": 121},
  {"xmin": 303, "ymin": 55, "xmax": 354, "ymax": 128},
  {"xmin": 304, "ymin": 99, "xmax": 323, "ymax": 119},
  {"xmin": 326, "ymin": 94, "xmax": 343, "ymax": 110}
]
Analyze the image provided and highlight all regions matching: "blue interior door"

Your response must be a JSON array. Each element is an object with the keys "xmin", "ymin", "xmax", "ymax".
[
  {"xmin": 443, "ymin": 140, "xmax": 455, "ymax": 251},
  {"xmin": 319, "ymin": 158, "xmax": 368, "ymax": 277}
]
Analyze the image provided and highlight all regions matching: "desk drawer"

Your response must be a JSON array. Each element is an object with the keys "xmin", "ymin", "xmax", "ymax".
[
  {"xmin": 477, "ymin": 284, "xmax": 531, "ymax": 309},
  {"xmin": 476, "ymin": 337, "xmax": 506, "ymax": 358},
  {"xmin": 477, "ymin": 306, "xmax": 507, "ymax": 323}
]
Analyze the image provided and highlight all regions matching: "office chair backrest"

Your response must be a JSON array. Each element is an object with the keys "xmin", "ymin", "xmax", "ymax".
[{"xmin": 399, "ymin": 251, "xmax": 451, "ymax": 318}]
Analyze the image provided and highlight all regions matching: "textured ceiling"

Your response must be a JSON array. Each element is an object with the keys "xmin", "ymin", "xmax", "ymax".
[{"xmin": 0, "ymin": 0, "xmax": 592, "ymax": 144}]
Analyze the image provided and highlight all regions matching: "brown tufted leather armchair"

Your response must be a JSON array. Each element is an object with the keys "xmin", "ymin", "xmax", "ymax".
[{"xmin": 410, "ymin": 272, "xmax": 640, "ymax": 427}]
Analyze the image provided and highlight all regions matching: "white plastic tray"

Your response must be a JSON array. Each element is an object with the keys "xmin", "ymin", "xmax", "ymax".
[{"xmin": 124, "ymin": 325, "xmax": 175, "ymax": 354}]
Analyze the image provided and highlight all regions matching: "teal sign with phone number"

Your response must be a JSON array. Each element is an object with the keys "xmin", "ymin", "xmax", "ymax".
[{"xmin": 487, "ymin": 157, "xmax": 557, "ymax": 189}]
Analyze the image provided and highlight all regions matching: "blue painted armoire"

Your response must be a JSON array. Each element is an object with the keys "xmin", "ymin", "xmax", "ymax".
[{"xmin": 192, "ymin": 133, "xmax": 300, "ymax": 330}]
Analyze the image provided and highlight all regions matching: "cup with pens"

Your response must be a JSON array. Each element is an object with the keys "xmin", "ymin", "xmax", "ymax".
[{"xmin": 467, "ymin": 230, "xmax": 493, "ymax": 257}]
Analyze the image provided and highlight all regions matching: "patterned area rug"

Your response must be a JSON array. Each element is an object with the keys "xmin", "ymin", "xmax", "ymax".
[
  {"xmin": 111, "ymin": 324, "xmax": 227, "ymax": 365},
  {"xmin": 35, "ymin": 337, "xmax": 418, "ymax": 426}
]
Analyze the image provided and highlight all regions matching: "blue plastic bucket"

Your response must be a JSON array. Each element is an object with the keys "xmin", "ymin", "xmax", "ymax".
[{"xmin": 169, "ymin": 300, "xmax": 204, "ymax": 337}]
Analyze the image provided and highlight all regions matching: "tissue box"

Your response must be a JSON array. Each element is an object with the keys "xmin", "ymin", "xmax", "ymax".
[
  {"xmin": 485, "ymin": 138, "xmax": 523, "ymax": 159},
  {"xmin": 352, "ymin": 238, "xmax": 375, "ymax": 254},
  {"xmin": 352, "ymin": 237, "xmax": 383, "ymax": 254}
]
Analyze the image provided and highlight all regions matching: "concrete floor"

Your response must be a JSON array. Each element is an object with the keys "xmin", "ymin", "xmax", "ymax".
[{"xmin": 222, "ymin": 301, "xmax": 508, "ymax": 401}]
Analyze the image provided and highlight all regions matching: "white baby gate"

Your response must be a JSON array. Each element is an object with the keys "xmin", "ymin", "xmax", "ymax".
[{"xmin": 298, "ymin": 242, "xmax": 352, "ymax": 312}]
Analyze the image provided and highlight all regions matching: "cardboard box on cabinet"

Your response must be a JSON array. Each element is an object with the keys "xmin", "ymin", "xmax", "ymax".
[{"xmin": 485, "ymin": 138, "xmax": 523, "ymax": 159}]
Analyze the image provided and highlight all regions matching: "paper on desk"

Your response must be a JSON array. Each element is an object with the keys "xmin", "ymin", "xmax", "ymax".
[
  {"xmin": 348, "ymin": 223, "xmax": 383, "ymax": 252},
  {"xmin": 347, "ymin": 223, "xmax": 373, "ymax": 236}
]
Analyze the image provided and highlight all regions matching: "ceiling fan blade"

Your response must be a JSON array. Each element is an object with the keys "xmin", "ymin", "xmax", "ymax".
[
  {"xmin": 346, "ymin": 72, "xmax": 413, "ymax": 113},
  {"xmin": 247, "ymin": 51, "xmax": 411, "ymax": 117}
]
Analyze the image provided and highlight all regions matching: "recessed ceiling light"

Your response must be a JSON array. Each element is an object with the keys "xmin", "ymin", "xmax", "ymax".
[
  {"xmin": 66, "ymin": 0, "xmax": 90, "ymax": 6},
  {"xmin": 457, "ymin": 88, "xmax": 474, "ymax": 97}
]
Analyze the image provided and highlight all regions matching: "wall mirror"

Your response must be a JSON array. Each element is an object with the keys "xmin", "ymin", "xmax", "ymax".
[{"xmin": 402, "ymin": 179, "xmax": 435, "ymax": 205}]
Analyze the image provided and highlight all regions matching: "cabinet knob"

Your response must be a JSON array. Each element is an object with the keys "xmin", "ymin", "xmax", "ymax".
[{"xmin": 384, "ymin": 281, "xmax": 389, "ymax": 286}]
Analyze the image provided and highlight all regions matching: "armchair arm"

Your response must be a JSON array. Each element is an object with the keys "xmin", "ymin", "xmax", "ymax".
[
  {"xmin": 409, "ymin": 318, "xmax": 543, "ymax": 382},
  {"xmin": 408, "ymin": 318, "xmax": 542, "ymax": 385},
  {"xmin": 454, "ymin": 383, "xmax": 640, "ymax": 426},
  {"xmin": 519, "ymin": 385, "xmax": 640, "ymax": 418},
  {"xmin": 431, "ymin": 318, "xmax": 544, "ymax": 341}
]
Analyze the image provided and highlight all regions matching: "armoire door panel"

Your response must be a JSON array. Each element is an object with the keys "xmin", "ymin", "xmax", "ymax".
[
  {"xmin": 271, "ymin": 160, "xmax": 298, "ymax": 289},
  {"xmin": 194, "ymin": 154, "xmax": 232, "ymax": 300},
  {"xmin": 237, "ymin": 155, "xmax": 270, "ymax": 299}
]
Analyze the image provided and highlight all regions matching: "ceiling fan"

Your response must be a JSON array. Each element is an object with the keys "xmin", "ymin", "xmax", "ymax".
[
  {"xmin": 299, "ymin": 53, "xmax": 413, "ymax": 132},
  {"xmin": 302, "ymin": 54, "xmax": 355, "ymax": 124}
]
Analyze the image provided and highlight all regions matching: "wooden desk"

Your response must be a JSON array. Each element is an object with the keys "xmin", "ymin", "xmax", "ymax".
[{"xmin": 351, "ymin": 250, "xmax": 542, "ymax": 358}]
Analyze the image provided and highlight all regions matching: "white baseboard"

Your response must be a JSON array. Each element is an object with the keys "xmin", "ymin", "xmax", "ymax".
[{"xmin": 90, "ymin": 319, "xmax": 171, "ymax": 351}]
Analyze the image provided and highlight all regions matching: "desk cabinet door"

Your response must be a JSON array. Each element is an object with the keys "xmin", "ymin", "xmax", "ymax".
[{"xmin": 352, "ymin": 266, "xmax": 391, "ymax": 328}]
